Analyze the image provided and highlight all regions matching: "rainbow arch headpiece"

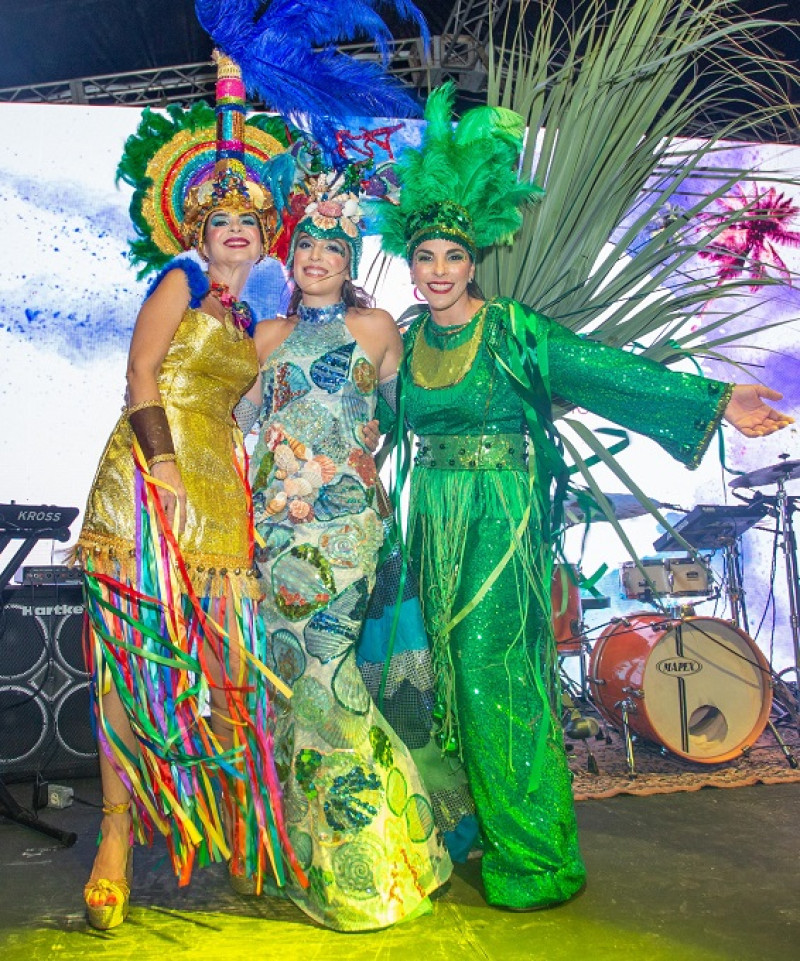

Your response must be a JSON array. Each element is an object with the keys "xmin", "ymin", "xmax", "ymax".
[{"xmin": 117, "ymin": 53, "xmax": 295, "ymax": 276}]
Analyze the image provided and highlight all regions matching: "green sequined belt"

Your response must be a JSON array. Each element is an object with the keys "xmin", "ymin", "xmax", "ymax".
[{"xmin": 416, "ymin": 433, "xmax": 527, "ymax": 471}]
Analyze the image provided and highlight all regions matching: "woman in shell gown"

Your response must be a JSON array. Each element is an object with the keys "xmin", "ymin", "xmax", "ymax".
[{"xmin": 247, "ymin": 206, "xmax": 452, "ymax": 931}]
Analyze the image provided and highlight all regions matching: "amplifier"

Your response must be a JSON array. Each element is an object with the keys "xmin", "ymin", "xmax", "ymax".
[
  {"xmin": 0, "ymin": 583, "xmax": 97, "ymax": 781},
  {"xmin": 22, "ymin": 566, "xmax": 82, "ymax": 586}
]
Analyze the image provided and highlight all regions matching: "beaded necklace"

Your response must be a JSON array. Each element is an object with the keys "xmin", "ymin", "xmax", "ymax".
[
  {"xmin": 297, "ymin": 300, "xmax": 347, "ymax": 326},
  {"xmin": 209, "ymin": 281, "xmax": 254, "ymax": 332}
]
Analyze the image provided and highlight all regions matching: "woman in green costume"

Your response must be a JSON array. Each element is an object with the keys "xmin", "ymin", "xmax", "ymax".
[{"xmin": 377, "ymin": 84, "xmax": 793, "ymax": 911}]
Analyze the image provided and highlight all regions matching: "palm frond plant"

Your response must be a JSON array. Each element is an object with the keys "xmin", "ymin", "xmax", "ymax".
[{"xmin": 480, "ymin": 0, "xmax": 800, "ymax": 565}]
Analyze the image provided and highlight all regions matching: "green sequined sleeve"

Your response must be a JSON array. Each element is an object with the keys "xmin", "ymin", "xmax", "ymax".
[{"xmin": 511, "ymin": 302, "xmax": 733, "ymax": 469}]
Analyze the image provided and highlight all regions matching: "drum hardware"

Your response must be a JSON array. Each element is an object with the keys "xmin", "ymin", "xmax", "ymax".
[
  {"xmin": 679, "ymin": 618, "xmax": 800, "ymax": 768},
  {"xmin": 620, "ymin": 555, "xmax": 714, "ymax": 606},
  {"xmin": 730, "ymin": 455, "xmax": 800, "ymax": 719},
  {"xmin": 614, "ymin": 694, "xmax": 639, "ymax": 776},
  {"xmin": 581, "ymin": 595, "xmax": 612, "ymax": 611},
  {"xmin": 561, "ymin": 691, "xmax": 604, "ymax": 773},
  {"xmin": 552, "ymin": 564, "xmax": 601, "ymax": 699},
  {"xmin": 653, "ymin": 501, "xmax": 769, "ymax": 634},
  {"xmin": 765, "ymin": 719, "xmax": 798, "ymax": 769}
]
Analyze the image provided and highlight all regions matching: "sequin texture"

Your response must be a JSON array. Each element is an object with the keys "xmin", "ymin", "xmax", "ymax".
[{"xmin": 402, "ymin": 297, "xmax": 731, "ymax": 909}]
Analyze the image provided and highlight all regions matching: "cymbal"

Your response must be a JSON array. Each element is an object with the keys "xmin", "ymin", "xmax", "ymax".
[
  {"xmin": 564, "ymin": 492, "xmax": 670, "ymax": 524},
  {"xmin": 729, "ymin": 459, "xmax": 800, "ymax": 489}
]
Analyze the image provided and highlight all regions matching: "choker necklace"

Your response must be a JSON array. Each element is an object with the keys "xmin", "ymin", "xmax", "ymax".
[
  {"xmin": 297, "ymin": 301, "xmax": 347, "ymax": 326},
  {"xmin": 209, "ymin": 281, "xmax": 254, "ymax": 332}
]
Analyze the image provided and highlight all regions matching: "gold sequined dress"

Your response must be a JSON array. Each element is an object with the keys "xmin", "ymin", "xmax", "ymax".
[{"xmin": 75, "ymin": 261, "xmax": 302, "ymax": 889}]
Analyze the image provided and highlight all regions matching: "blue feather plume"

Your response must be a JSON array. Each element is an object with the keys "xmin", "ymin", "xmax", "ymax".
[{"xmin": 195, "ymin": 0, "xmax": 429, "ymax": 159}]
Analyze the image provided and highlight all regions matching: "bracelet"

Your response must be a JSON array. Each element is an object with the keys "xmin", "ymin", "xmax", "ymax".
[
  {"xmin": 147, "ymin": 453, "xmax": 177, "ymax": 468},
  {"xmin": 126, "ymin": 399, "xmax": 164, "ymax": 416}
]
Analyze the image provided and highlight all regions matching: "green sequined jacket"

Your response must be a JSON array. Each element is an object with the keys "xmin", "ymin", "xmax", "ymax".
[{"xmin": 391, "ymin": 297, "xmax": 732, "ymax": 474}]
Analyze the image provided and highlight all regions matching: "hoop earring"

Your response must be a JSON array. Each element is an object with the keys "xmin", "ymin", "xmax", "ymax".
[{"xmin": 413, "ymin": 286, "xmax": 426, "ymax": 302}]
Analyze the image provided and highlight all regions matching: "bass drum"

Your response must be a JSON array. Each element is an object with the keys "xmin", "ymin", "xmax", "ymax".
[{"xmin": 588, "ymin": 614, "xmax": 772, "ymax": 764}]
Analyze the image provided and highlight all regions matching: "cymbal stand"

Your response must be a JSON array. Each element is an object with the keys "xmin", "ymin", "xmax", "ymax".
[
  {"xmin": 774, "ymin": 480, "xmax": 800, "ymax": 694},
  {"xmin": 720, "ymin": 535, "xmax": 749, "ymax": 634}
]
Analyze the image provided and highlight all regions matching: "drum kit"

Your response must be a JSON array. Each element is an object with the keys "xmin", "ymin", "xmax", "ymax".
[{"xmin": 556, "ymin": 456, "xmax": 800, "ymax": 775}]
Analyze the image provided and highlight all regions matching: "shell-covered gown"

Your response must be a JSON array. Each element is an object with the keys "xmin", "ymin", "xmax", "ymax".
[
  {"xmin": 75, "ymin": 261, "xmax": 299, "ymax": 888},
  {"xmin": 251, "ymin": 305, "xmax": 452, "ymax": 931},
  {"xmin": 401, "ymin": 297, "xmax": 733, "ymax": 910}
]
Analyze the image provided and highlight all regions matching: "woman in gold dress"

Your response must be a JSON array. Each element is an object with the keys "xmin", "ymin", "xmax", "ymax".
[{"xmin": 74, "ymin": 58, "xmax": 303, "ymax": 929}]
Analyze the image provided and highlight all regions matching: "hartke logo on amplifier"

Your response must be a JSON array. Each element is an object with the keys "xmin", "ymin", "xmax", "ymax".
[
  {"xmin": 0, "ymin": 584, "xmax": 97, "ymax": 781},
  {"xmin": 16, "ymin": 604, "xmax": 84, "ymax": 618}
]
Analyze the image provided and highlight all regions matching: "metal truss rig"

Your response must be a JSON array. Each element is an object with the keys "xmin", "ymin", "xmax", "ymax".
[{"xmin": 0, "ymin": 16, "xmax": 506, "ymax": 108}]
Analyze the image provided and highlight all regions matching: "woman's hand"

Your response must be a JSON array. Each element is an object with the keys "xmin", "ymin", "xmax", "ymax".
[
  {"xmin": 361, "ymin": 418, "xmax": 381, "ymax": 453},
  {"xmin": 723, "ymin": 385, "xmax": 794, "ymax": 438},
  {"xmin": 151, "ymin": 460, "xmax": 187, "ymax": 536}
]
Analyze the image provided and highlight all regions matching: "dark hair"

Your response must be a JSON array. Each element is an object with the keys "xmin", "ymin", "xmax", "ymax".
[
  {"xmin": 467, "ymin": 279, "xmax": 484, "ymax": 299},
  {"xmin": 287, "ymin": 278, "xmax": 375, "ymax": 315}
]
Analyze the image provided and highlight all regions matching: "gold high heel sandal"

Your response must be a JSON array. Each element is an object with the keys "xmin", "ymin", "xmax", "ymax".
[{"xmin": 84, "ymin": 800, "xmax": 133, "ymax": 931}]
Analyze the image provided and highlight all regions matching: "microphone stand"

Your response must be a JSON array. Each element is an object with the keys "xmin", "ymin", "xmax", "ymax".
[{"xmin": 0, "ymin": 778, "xmax": 77, "ymax": 847}]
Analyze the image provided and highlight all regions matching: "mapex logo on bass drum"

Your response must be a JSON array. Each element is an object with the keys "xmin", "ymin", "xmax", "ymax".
[{"xmin": 657, "ymin": 657, "xmax": 702, "ymax": 676}]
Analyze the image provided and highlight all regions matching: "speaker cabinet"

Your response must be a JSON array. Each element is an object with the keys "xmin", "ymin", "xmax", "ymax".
[{"xmin": 0, "ymin": 584, "xmax": 98, "ymax": 781}]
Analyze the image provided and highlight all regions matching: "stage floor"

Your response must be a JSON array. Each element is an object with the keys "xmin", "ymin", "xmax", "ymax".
[{"xmin": 1, "ymin": 776, "xmax": 797, "ymax": 961}]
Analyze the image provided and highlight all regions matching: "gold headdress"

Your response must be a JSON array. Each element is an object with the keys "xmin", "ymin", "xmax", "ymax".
[{"xmin": 117, "ymin": 54, "xmax": 293, "ymax": 276}]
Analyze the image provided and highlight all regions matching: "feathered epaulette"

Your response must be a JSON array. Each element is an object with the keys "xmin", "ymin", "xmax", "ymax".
[
  {"xmin": 146, "ymin": 258, "xmax": 209, "ymax": 308},
  {"xmin": 194, "ymin": 0, "xmax": 429, "ymax": 160},
  {"xmin": 379, "ymin": 82, "xmax": 544, "ymax": 258}
]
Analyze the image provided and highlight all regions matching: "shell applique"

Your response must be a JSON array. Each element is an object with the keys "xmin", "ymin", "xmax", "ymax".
[
  {"xmin": 266, "ymin": 491, "xmax": 288, "ymax": 515},
  {"xmin": 313, "ymin": 455, "xmax": 337, "ymax": 483},
  {"xmin": 289, "ymin": 499, "xmax": 313, "ymax": 522},
  {"xmin": 274, "ymin": 444, "xmax": 300, "ymax": 474}
]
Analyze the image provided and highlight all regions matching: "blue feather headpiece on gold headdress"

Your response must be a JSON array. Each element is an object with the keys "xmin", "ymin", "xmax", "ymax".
[{"xmin": 195, "ymin": 0, "xmax": 429, "ymax": 160}]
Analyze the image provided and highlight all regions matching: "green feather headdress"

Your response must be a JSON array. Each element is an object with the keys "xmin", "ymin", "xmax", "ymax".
[{"xmin": 378, "ymin": 82, "xmax": 544, "ymax": 261}]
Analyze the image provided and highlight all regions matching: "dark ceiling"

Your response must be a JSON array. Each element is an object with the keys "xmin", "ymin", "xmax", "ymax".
[
  {"xmin": 0, "ymin": 1, "xmax": 797, "ymax": 129},
  {"xmin": 0, "ymin": 0, "xmax": 452, "ymax": 88}
]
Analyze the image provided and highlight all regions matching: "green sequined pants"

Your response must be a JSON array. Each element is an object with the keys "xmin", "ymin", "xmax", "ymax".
[{"xmin": 411, "ymin": 476, "xmax": 586, "ymax": 909}]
